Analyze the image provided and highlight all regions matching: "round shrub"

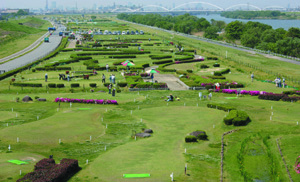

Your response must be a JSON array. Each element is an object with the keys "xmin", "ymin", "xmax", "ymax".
[
  {"xmin": 116, "ymin": 89, "xmax": 121, "ymax": 93},
  {"xmin": 185, "ymin": 135, "xmax": 197, "ymax": 143},
  {"xmin": 214, "ymin": 71, "xmax": 222, "ymax": 76},
  {"xmin": 57, "ymin": 84, "xmax": 65, "ymax": 88},
  {"xmin": 32, "ymin": 69, "xmax": 36, "ymax": 72},
  {"xmin": 223, "ymin": 110, "xmax": 251, "ymax": 126},
  {"xmin": 187, "ymin": 69, "xmax": 193, "ymax": 73},
  {"xmin": 48, "ymin": 83, "xmax": 56, "ymax": 88},
  {"xmin": 71, "ymin": 83, "xmax": 80, "ymax": 88},
  {"xmin": 89, "ymin": 83, "xmax": 97, "ymax": 87}
]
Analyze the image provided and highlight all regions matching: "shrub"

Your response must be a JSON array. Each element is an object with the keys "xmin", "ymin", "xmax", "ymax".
[
  {"xmin": 57, "ymin": 84, "xmax": 65, "ymax": 88},
  {"xmin": 142, "ymin": 63, "xmax": 150, "ymax": 68},
  {"xmin": 200, "ymin": 64, "xmax": 209, "ymax": 69},
  {"xmin": 13, "ymin": 83, "xmax": 42, "ymax": 87},
  {"xmin": 214, "ymin": 71, "xmax": 222, "ymax": 76},
  {"xmin": 223, "ymin": 110, "xmax": 251, "ymax": 126},
  {"xmin": 118, "ymin": 82, "xmax": 128, "ymax": 87},
  {"xmin": 185, "ymin": 135, "xmax": 197, "ymax": 143},
  {"xmin": 208, "ymin": 76, "xmax": 226, "ymax": 79},
  {"xmin": 71, "ymin": 83, "xmax": 80, "ymax": 88},
  {"xmin": 213, "ymin": 63, "xmax": 220, "ymax": 67},
  {"xmin": 11, "ymin": 78, "xmax": 16, "ymax": 82},
  {"xmin": 149, "ymin": 55, "xmax": 172, "ymax": 60},
  {"xmin": 35, "ymin": 96, "xmax": 40, "ymax": 100},
  {"xmin": 32, "ymin": 69, "xmax": 36, "ymax": 72},
  {"xmin": 89, "ymin": 83, "xmax": 97, "ymax": 87},
  {"xmin": 66, "ymin": 71, "xmax": 69, "ymax": 74},
  {"xmin": 190, "ymin": 130, "xmax": 208, "ymax": 140},
  {"xmin": 174, "ymin": 56, "xmax": 194, "ymax": 61},
  {"xmin": 48, "ymin": 83, "xmax": 56, "ymax": 88},
  {"xmin": 207, "ymin": 103, "xmax": 236, "ymax": 112},
  {"xmin": 187, "ymin": 69, "xmax": 193, "ymax": 73},
  {"xmin": 108, "ymin": 55, "xmax": 136, "ymax": 59},
  {"xmin": 207, "ymin": 57, "xmax": 218, "ymax": 60},
  {"xmin": 258, "ymin": 93, "xmax": 286, "ymax": 101}
]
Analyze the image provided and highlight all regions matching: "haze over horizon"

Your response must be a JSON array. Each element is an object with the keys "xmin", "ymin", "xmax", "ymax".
[{"xmin": 1, "ymin": 0, "xmax": 299, "ymax": 10}]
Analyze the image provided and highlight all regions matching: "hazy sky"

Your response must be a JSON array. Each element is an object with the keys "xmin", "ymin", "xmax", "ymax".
[{"xmin": 1, "ymin": 0, "xmax": 299, "ymax": 9}]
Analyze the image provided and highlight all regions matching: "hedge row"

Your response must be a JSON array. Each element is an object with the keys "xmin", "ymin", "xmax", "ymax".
[
  {"xmin": 207, "ymin": 103, "xmax": 236, "ymax": 112},
  {"xmin": 35, "ymin": 67, "xmax": 71, "ymax": 71},
  {"xmin": 160, "ymin": 49, "xmax": 174, "ymax": 52},
  {"xmin": 157, "ymin": 62, "xmax": 176, "ymax": 72},
  {"xmin": 258, "ymin": 94, "xmax": 286, "ymax": 101},
  {"xmin": 214, "ymin": 68, "xmax": 231, "ymax": 76},
  {"xmin": 48, "ymin": 83, "xmax": 65, "ymax": 88},
  {"xmin": 152, "ymin": 59, "xmax": 173, "ymax": 65},
  {"xmin": 0, "ymin": 37, "xmax": 68, "ymax": 81},
  {"xmin": 87, "ymin": 66, "xmax": 117, "ymax": 71},
  {"xmin": 108, "ymin": 55, "xmax": 136, "ymax": 59},
  {"xmin": 207, "ymin": 57, "xmax": 218, "ymax": 60},
  {"xmin": 223, "ymin": 110, "xmax": 251, "ymax": 126},
  {"xmin": 149, "ymin": 55, "xmax": 172, "ymax": 60},
  {"xmin": 17, "ymin": 158, "xmax": 80, "ymax": 182},
  {"xmin": 13, "ymin": 83, "xmax": 42, "ymax": 87},
  {"xmin": 283, "ymin": 91, "xmax": 300, "ymax": 95}
]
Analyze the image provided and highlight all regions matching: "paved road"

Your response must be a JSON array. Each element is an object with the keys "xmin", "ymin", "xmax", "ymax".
[
  {"xmin": 0, "ymin": 26, "xmax": 64, "ymax": 72},
  {"xmin": 126, "ymin": 21, "xmax": 300, "ymax": 66}
]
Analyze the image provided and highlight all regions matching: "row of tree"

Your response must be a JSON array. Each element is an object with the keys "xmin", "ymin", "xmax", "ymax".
[
  {"xmin": 226, "ymin": 21, "xmax": 300, "ymax": 57},
  {"xmin": 221, "ymin": 11, "xmax": 284, "ymax": 19},
  {"xmin": 117, "ymin": 13, "xmax": 224, "ymax": 37},
  {"xmin": 118, "ymin": 13, "xmax": 300, "ymax": 58}
]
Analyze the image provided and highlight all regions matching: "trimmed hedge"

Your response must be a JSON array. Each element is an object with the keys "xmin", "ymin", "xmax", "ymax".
[
  {"xmin": 152, "ymin": 59, "xmax": 173, "ymax": 65},
  {"xmin": 48, "ymin": 83, "xmax": 56, "ymax": 88},
  {"xmin": 200, "ymin": 64, "xmax": 209, "ymax": 69},
  {"xmin": 207, "ymin": 57, "xmax": 218, "ymax": 60},
  {"xmin": 174, "ymin": 56, "xmax": 194, "ymax": 61},
  {"xmin": 185, "ymin": 135, "xmax": 197, "ymax": 143},
  {"xmin": 149, "ymin": 55, "xmax": 172, "ymax": 60},
  {"xmin": 71, "ymin": 83, "xmax": 80, "ymax": 88},
  {"xmin": 57, "ymin": 84, "xmax": 65, "ymax": 88},
  {"xmin": 89, "ymin": 83, "xmax": 97, "ymax": 87},
  {"xmin": 213, "ymin": 63, "xmax": 220, "ymax": 67},
  {"xmin": 223, "ymin": 110, "xmax": 251, "ymax": 126},
  {"xmin": 207, "ymin": 103, "xmax": 236, "ymax": 112},
  {"xmin": 35, "ymin": 67, "xmax": 71, "ymax": 71},
  {"xmin": 142, "ymin": 63, "xmax": 150, "ymax": 68},
  {"xmin": 258, "ymin": 93, "xmax": 286, "ymax": 101},
  {"xmin": 205, "ymin": 84, "xmax": 244, "ymax": 90},
  {"xmin": 13, "ymin": 83, "xmax": 42, "ymax": 87},
  {"xmin": 207, "ymin": 76, "xmax": 226, "ymax": 79},
  {"xmin": 108, "ymin": 55, "xmax": 136, "ymax": 59},
  {"xmin": 160, "ymin": 49, "xmax": 174, "ymax": 52},
  {"xmin": 17, "ymin": 158, "xmax": 80, "ymax": 182},
  {"xmin": 118, "ymin": 82, "xmax": 128, "ymax": 87},
  {"xmin": 214, "ymin": 68, "xmax": 231, "ymax": 76},
  {"xmin": 190, "ymin": 130, "xmax": 208, "ymax": 140}
]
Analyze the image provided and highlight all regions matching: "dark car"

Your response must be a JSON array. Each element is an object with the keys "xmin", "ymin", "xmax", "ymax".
[{"xmin": 131, "ymin": 31, "xmax": 135, "ymax": 35}]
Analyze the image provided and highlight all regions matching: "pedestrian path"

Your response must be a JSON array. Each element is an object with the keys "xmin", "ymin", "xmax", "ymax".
[{"xmin": 144, "ymin": 66, "xmax": 189, "ymax": 90}]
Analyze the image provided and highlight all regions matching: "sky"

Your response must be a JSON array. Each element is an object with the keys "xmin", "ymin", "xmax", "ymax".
[{"xmin": 0, "ymin": 0, "xmax": 299, "ymax": 9}]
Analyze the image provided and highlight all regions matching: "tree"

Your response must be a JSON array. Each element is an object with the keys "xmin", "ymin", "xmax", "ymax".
[
  {"xmin": 261, "ymin": 29, "xmax": 281, "ymax": 43},
  {"xmin": 241, "ymin": 27, "xmax": 261, "ymax": 48},
  {"xmin": 204, "ymin": 26, "xmax": 219, "ymax": 40},
  {"xmin": 211, "ymin": 19, "xmax": 226, "ymax": 31},
  {"xmin": 286, "ymin": 27, "xmax": 300, "ymax": 39},
  {"xmin": 225, "ymin": 21, "xmax": 244, "ymax": 40}
]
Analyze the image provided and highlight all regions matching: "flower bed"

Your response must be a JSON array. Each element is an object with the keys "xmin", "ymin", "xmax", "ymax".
[
  {"xmin": 221, "ymin": 89, "xmax": 267, "ymax": 96},
  {"xmin": 17, "ymin": 158, "xmax": 80, "ymax": 182},
  {"xmin": 54, "ymin": 98, "xmax": 118, "ymax": 105}
]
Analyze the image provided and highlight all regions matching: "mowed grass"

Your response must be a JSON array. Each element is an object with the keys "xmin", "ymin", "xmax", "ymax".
[{"xmin": 72, "ymin": 106, "xmax": 224, "ymax": 182}]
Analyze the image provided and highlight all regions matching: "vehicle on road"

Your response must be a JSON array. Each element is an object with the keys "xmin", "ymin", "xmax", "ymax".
[{"xmin": 44, "ymin": 37, "xmax": 49, "ymax": 42}]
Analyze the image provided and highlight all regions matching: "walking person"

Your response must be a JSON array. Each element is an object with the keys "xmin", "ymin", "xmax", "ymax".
[
  {"xmin": 282, "ymin": 77, "xmax": 285, "ymax": 88},
  {"xmin": 108, "ymin": 84, "xmax": 112, "ymax": 94},
  {"xmin": 151, "ymin": 73, "xmax": 154, "ymax": 83},
  {"xmin": 45, "ymin": 73, "xmax": 48, "ymax": 82},
  {"xmin": 106, "ymin": 64, "xmax": 109, "ymax": 72},
  {"xmin": 278, "ymin": 78, "xmax": 282, "ymax": 88},
  {"xmin": 275, "ymin": 77, "xmax": 279, "ymax": 87},
  {"xmin": 109, "ymin": 74, "xmax": 112, "ymax": 83},
  {"xmin": 102, "ymin": 74, "xmax": 106, "ymax": 83},
  {"xmin": 67, "ymin": 74, "xmax": 70, "ymax": 82},
  {"xmin": 112, "ymin": 74, "xmax": 116, "ymax": 84},
  {"xmin": 251, "ymin": 73, "xmax": 254, "ymax": 82}
]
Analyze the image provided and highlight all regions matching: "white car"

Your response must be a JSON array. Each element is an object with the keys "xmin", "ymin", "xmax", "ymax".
[{"xmin": 122, "ymin": 31, "xmax": 126, "ymax": 35}]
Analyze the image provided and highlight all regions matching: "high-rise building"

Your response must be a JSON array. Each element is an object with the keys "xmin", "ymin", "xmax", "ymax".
[{"xmin": 45, "ymin": 0, "xmax": 48, "ymax": 11}]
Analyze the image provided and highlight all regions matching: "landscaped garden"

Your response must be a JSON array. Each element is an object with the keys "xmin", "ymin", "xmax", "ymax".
[{"xmin": 0, "ymin": 14, "xmax": 300, "ymax": 182}]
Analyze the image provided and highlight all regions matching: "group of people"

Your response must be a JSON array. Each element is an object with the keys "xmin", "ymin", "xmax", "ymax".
[
  {"xmin": 275, "ymin": 77, "xmax": 285, "ymax": 88},
  {"xmin": 165, "ymin": 94, "xmax": 180, "ymax": 101},
  {"xmin": 101, "ymin": 74, "xmax": 116, "ymax": 84}
]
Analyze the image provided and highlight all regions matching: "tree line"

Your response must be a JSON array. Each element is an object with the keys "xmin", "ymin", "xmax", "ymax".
[
  {"xmin": 118, "ymin": 13, "xmax": 300, "ymax": 58},
  {"xmin": 221, "ymin": 11, "xmax": 284, "ymax": 19}
]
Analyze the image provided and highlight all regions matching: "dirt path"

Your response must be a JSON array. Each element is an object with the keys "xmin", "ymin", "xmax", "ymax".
[
  {"xmin": 145, "ymin": 66, "xmax": 189, "ymax": 90},
  {"xmin": 67, "ymin": 40, "xmax": 77, "ymax": 49}
]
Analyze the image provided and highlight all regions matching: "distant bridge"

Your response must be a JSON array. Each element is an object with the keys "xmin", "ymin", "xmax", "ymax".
[{"xmin": 111, "ymin": 2, "xmax": 287, "ymax": 13}]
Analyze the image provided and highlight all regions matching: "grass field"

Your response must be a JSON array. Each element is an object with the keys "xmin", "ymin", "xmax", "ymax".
[
  {"xmin": 0, "ymin": 15, "xmax": 299, "ymax": 182},
  {"xmin": 0, "ymin": 17, "xmax": 51, "ymax": 59}
]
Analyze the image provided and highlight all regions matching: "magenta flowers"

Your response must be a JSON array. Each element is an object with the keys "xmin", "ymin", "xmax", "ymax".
[
  {"xmin": 54, "ymin": 97, "xmax": 118, "ymax": 105},
  {"xmin": 220, "ymin": 89, "xmax": 268, "ymax": 96}
]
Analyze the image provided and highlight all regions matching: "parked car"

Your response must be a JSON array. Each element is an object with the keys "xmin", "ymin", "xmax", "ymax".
[
  {"xmin": 122, "ymin": 31, "xmax": 126, "ymax": 35},
  {"xmin": 126, "ymin": 30, "xmax": 130, "ymax": 35},
  {"xmin": 131, "ymin": 31, "xmax": 135, "ymax": 35},
  {"xmin": 140, "ymin": 30, "xmax": 144, "ymax": 35},
  {"xmin": 135, "ymin": 30, "xmax": 139, "ymax": 35}
]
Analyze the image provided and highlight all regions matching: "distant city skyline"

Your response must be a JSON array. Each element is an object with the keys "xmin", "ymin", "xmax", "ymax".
[{"xmin": 1, "ymin": 0, "xmax": 299, "ymax": 9}]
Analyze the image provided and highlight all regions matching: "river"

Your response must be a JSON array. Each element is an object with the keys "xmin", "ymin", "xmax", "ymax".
[{"xmin": 196, "ymin": 14, "xmax": 300, "ymax": 30}]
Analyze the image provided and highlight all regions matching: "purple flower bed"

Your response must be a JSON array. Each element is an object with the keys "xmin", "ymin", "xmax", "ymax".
[
  {"xmin": 17, "ymin": 158, "xmax": 80, "ymax": 182},
  {"xmin": 54, "ymin": 98, "xmax": 118, "ymax": 105},
  {"xmin": 221, "ymin": 89, "xmax": 267, "ymax": 96},
  {"xmin": 140, "ymin": 73, "xmax": 150, "ymax": 77},
  {"xmin": 124, "ymin": 73, "xmax": 137, "ymax": 76}
]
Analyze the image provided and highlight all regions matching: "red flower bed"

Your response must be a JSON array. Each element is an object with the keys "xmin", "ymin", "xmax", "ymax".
[{"xmin": 17, "ymin": 158, "xmax": 80, "ymax": 182}]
